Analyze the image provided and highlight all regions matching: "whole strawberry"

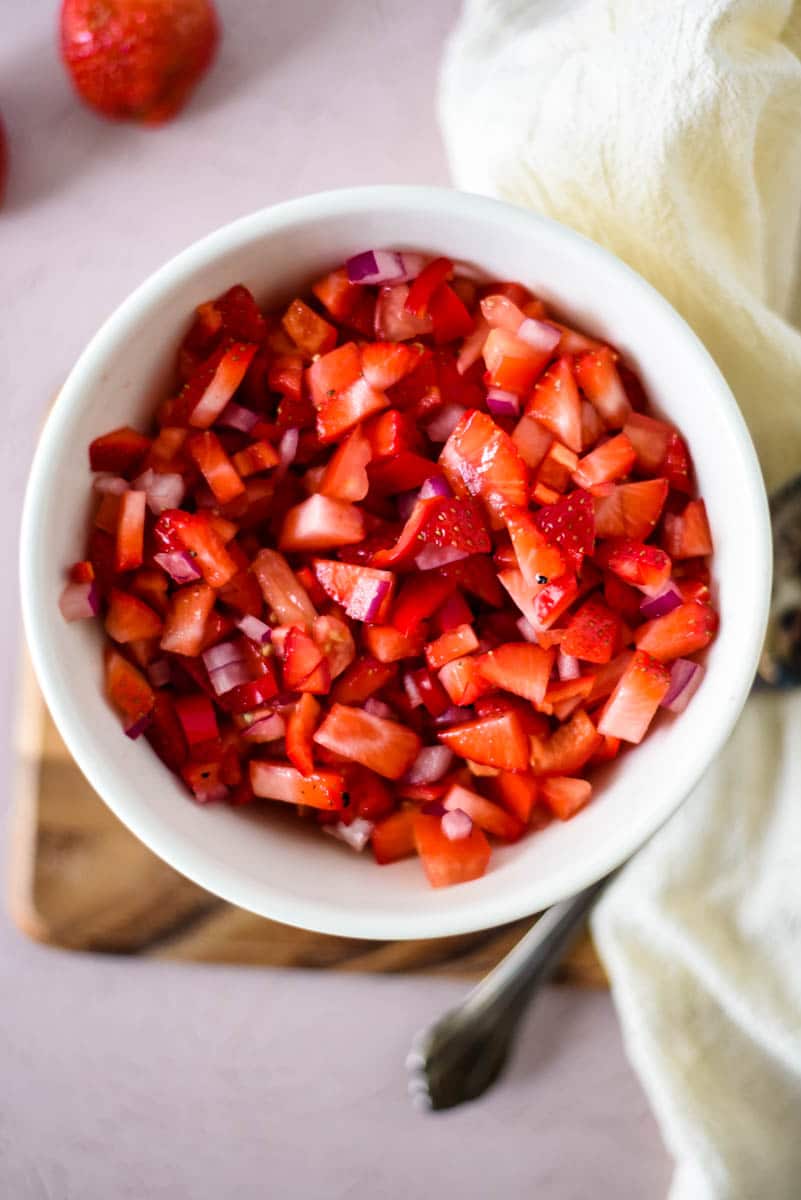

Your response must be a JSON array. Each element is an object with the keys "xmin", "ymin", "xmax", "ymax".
[{"xmin": 60, "ymin": 0, "xmax": 220, "ymax": 124}]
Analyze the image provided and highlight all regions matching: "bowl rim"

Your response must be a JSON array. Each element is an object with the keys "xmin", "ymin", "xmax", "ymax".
[{"xmin": 19, "ymin": 185, "xmax": 772, "ymax": 939}]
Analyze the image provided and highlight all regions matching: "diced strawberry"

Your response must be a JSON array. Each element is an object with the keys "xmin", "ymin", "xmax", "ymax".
[
  {"xmin": 533, "ymin": 489, "xmax": 595, "ymax": 568},
  {"xmin": 368, "ymin": 451, "xmax": 438, "ymax": 495},
  {"xmin": 282, "ymin": 298, "xmax": 337, "ymax": 358},
  {"xmin": 372, "ymin": 809, "xmax": 417, "ymax": 864},
  {"xmin": 594, "ymin": 479, "xmax": 668, "ymax": 541},
  {"xmin": 405, "ymin": 257, "xmax": 453, "ymax": 316},
  {"xmin": 597, "ymin": 650, "xmax": 671, "ymax": 743},
  {"xmin": 623, "ymin": 412, "xmax": 672, "ymax": 474},
  {"xmin": 662, "ymin": 499, "xmax": 713, "ymax": 559},
  {"xmin": 603, "ymin": 573, "xmax": 644, "ymax": 623},
  {"xmin": 473, "ymin": 695, "xmax": 550, "ymax": 739},
  {"xmin": 187, "ymin": 431, "xmax": 245, "ymax": 504},
  {"xmin": 430, "ymin": 283, "xmax": 474, "ymax": 343},
  {"xmin": 634, "ymin": 601, "xmax": 718, "ymax": 661},
  {"xmin": 443, "ymin": 555, "xmax": 505, "ymax": 607},
  {"xmin": 483, "ymin": 328, "xmax": 551, "ymax": 394},
  {"xmin": 95, "ymin": 494, "xmax": 120, "ymax": 534},
  {"xmin": 269, "ymin": 354, "xmax": 305, "ymax": 402},
  {"xmin": 535, "ymin": 442, "xmax": 579, "ymax": 493},
  {"xmin": 662, "ymin": 432, "xmax": 694, "ymax": 494},
  {"xmin": 185, "ymin": 343, "xmax": 258, "ymax": 429},
  {"xmin": 361, "ymin": 342, "xmax": 422, "ymax": 390},
  {"xmin": 561, "ymin": 597, "xmax": 621, "ymax": 664},
  {"xmin": 282, "ymin": 626, "xmax": 331, "ymax": 694},
  {"xmin": 345, "ymin": 767, "xmax": 393, "ymax": 822},
  {"xmin": 312, "ymin": 559, "xmax": 395, "ymax": 624},
  {"xmin": 498, "ymin": 568, "xmax": 579, "ymax": 632},
  {"xmin": 313, "ymin": 703, "xmax": 421, "ymax": 780},
  {"xmin": 589, "ymin": 733, "xmax": 621, "ymax": 764},
  {"xmin": 308, "ymin": 343, "xmax": 387, "ymax": 443},
  {"xmin": 250, "ymin": 761, "xmax": 346, "ymax": 810},
  {"xmin": 489, "ymin": 771, "xmax": 540, "ymax": 824},
  {"xmin": 375, "ymin": 283, "xmax": 434, "ymax": 341},
  {"xmin": 476, "ymin": 642, "xmax": 553, "ymax": 705},
  {"xmin": 230, "ymin": 440, "xmax": 279, "ymax": 479},
  {"xmin": 409, "ymin": 668, "xmax": 452, "ymax": 718},
  {"xmin": 213, "ymin": 285, "xmax": 266, "ymax": 344},
  {"xmin": 391, "ymin": 571, "xmax": 456, "ymax": 636},
  {"xmin": 596, "ymin": 537, "xmax": 671, "ymax": 596},
  {"xmin": 574, "ymin": 347, "xmax": 631, "ymax": 429},
  {"xmin": 526, "ymin": 356, "xmax": 582, "ymax": 453},
  {"xmin": 572, "ymin": 433, "xmax": 636, "ymax": 489},
  {"xmin": 480, "ymin": 292, "xmax": 527, "ymax": 332},
  {"xmin": 331, "ymin": 656, "xmax": 397, "ymax": 704},
  {"xmin": 541, "ymin": 674, "xmax": 596, "ymax": 714},
  {"xmin": 130, "ymin": 567, "xmax": 170, "ymax": 616},
  {"xmin": 432, "ymin": 590, "xmax": 473, "ymax": 634},
  {"xmin": 251, "ymin": 549, "xmax": 317, "ymax": 628},
  {"xmin": 413, "ymin": 813, "xmax": 491, "ymax": 888},
  {"xmin": 105, "ymin": 648, "xmax": 155, "ymax": 723},
  {"xmin": 312, "ymin": 615, "xmax": 356, "ymax": 679},
  {"xmin": 285, "ymin": 693, "xmax": 321, "ymax": 775},
  {"xmin": 145, "ymin": 692, "xmax": 188, "ymax": 773},
  {"xmin": 425, "ymin": 624, "xmax": 479, "ymax": 670},
  {"xmin": 115, "ymin": 489, "xmax": 147, "ymax": 573},
  {"xmin": 444, "ymin": 784, "xmax": 524, "ymax": 841},
  {"xmin": 438, "ymin": 711, "xmax": 529, "ymax": 772},
  {"xmin": 512, "ymin": 414, "xmax": 553, "ymax": 470},
  {"xmin": 505, "ymin": 506, "xmax": 565, "ymax": 586},
  {"xmin": 174, "ymin": 692, "xmax": 219, "ymax": 749},
  {"xmin": 160, "ymin": 583, "xmax": 216, "ymax": 656},
  {"xmin": 105, "ymin": 588, "xmax": 163, "ymax": 643},
  {"xmin": 89, "ymin": 426, "xmax": 150, "ymax": 475},
  {"xmin": 363, "ymin": 408, "xmax": 420, "ymax": 460},
  {"xmin": 580, "ymin": 399, "xmax": 605, "ymax": 450},
  {"xmin": 312, "ymin": 268, "xmax": 362, "ymax": 324},
  {"xmin": 438, "ymin": 656, "xmax": 489, "ymax": 706},
  {"xmin": 529, "ymin": 709, "xmax": 601, "ymax": 777},
  {"xmin": 364, "ymin": 622, "xmax": 426, "ymax": 663},
  {"xmin": 279, "ymin": 495, "xmax": 365, "ymax": 553},
  {"xmin": 539, "ymin": 777, "xmax": 593, "ymax": 820},
  {"xmin": 157, "ymin": 510, "xmax": 238, "ymax": 589},
  {"xmin": 440, "ymin": 410, "xmax": 528, "ymax": 519}
]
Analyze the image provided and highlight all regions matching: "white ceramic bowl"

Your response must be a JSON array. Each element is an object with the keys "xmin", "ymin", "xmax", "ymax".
[{"xmin": 20, "ymin": 186, "xmax": 770, "ymax": 940}]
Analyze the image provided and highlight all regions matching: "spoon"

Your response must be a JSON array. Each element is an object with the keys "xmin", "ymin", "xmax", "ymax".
[{"xmin": 407, "ymin": 474, "xmax": 793, "ymax": 1111}]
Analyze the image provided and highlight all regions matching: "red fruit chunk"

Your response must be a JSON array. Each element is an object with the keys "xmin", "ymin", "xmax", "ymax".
[
  {"xmin": 414, "ymin": 497, "xmax": 492, "ymax": 561},
  {"xmin": 662, "ymin": 499, "xmax": 713, "ymax": 559},
  {"xmin": 361, "ymin": 342, "xmax": 422, "ymax": 389},
  {"xmin": 279, "ymin": 495, "xmax": 365, "ymax": 553},
  {"xmin": 160, "ymin": 582, "xmax": 216, "ymax": 655},
  {"xmin": 440, "ymin": 410, "xmax": 528, "ymax": 519},
  {"xmin": 476, "ymin": 642, "xmax": 553, "ymax": 706},
  {"xmin": 413, "ymin": 813, "xmax": 491, "ymax": 888},
  {"xmin": 349, "ymin": 768, "xmax": 393, "ymax": 822},
  {"xmin": 250, "ymin": 761, "xmax": 345, "ymax": 810},
  {"xmin": 332, "ymin": 656, "xmax": 396, "ymax": 704},
  {"xmin": 624, "ymin": 412, "xmax": 672, "ymax": 474},
  {"xmin": 526, "ymin": 357, "xmax": 582, "ymax": 453},
  {"xmin": 175, "ymin": 692, "xmax": 218, "ymax": 747},
  {"xmin": 540, "ymin": 777, "xmax": 593, "ymax": 820},
  {"xmin": 115, "ymin": 489, "xmax": 147, "ymax": 572},
  {"xmin": 312, "ymin": 615, "xmax": 356, "ymax": 680},
  {"xmin": 483, "ymin": 328, "xmax": 551, "ymax": 394},
  {"xmin": 597, "ymin": 650, "xmax": 671, "ymax": 743},
  {"xmin": 444, "ymin": 785, "xmax": 525, "ymax": 842},
  {"xmin": 373, "ymin": 810, "xmax": 417, "ymax": 864},
  {"xmin": 375, "ymin": 283, "xmax": 433, "ymax": 341},
  {"xmin": 438, "ymin": 656, "xmax": 489, "ymax": 706},
  {"xmin": 662, "ymin": 432, "xmax": 694, "ymax": 494},
  {"xmin": 187, "ymin": 431, "xmax": 245, "ymax": 504},
  {"xmin": 368, "ymin": 452, "xmax": 438, "ymax": 495},
  {"xmin": 158, "ymin": 510, "xmax": 237, "ymax": 589},
  {"xmin": 634, "ymin": 601, "xmax": 718, "ymax": 662},
  {"xmin": 438, "ymin": 711, "xmax": 529, "ymax": 772},
  {"xmin": 529, "ymin": 710, "xmax": 601, "ymax": 777},
  {"xmin": 313, "ymin": 703, "xmax": 421, "ymax": 780},
  {"xmin": 105, "ymin": 648, "xmax": 155, "ymax": 723},
  {"xmin": 308, "ymin": 343, "xmax": 388, "ymax": 442},
  {"xmin": 574, "ymin": 347, "xmax": 631, "ymax": 428},
  {"xmin": 363, "ymin": 408, "xmax": 420, "ymax": 460},
  {"xmin": 512, "ymin": 413, "xmax": 553, "ymax": 471},
  {"xmin": 105, "ymin": 588, "xmax": 163, "ymax": 643},
  {"xmin": 188, "ymin": 343, "xmax": 258, "ymax": 428},
  {"xmin": 562, "ymin": 597, "xmax": 621, "ymax": 664},
  {"xmin": 282, "ymin": 626, "xmax": 331, "ymax": 694},
  {"xmin": 312, "ymin": 268, "xmax": 362, "ymax": 324},
  {"xmin": 533, "ymin": 490, "xmax": 595, "ymax": 568},
  {"xmin": 596, "ymin": 537, "xmax": 671, "ymax": 597},
  {"xmin": 146, "ymin": 692, "xmax": 187, "ymax": 772},
  {"xmin": 318, "ymin": 425, "xmax": 372, "ymax": 502},
  {"xmin": 285, "ymin": 694, "xmax": 320, "ymax": 776},
  {"xmin": 498, "ymin": 568, "xmax": 579, "ymax": 632},
  {"xmin": 505, "ymin": 506, "xmax": 565, "ymax": 586},
  {"xmin": 409, "ymin": 668, "xmax": 451, "ymax": 718},
  {"xmin": 364, "ymin": 624, "xmax": 425, "ymax": 664},
  {"xmin": 231, "ymin": 439, "xmax": 280, "ymax": 478},
  {"xmin": 425, "ymin": 624, "xmax": 479, "ymax": 670},
  {"xmin": 594, "ymin": 479, "xmax": 668, "ymax": 541},
  {"xmin": 603, "ymin": 573, "xmax": 643, "ymax": 623},
  {"xmin": 430, "ymin": 283, "xmax": 474, "ymax": 343},
  {"xmin": 252, "ymin": 549, "xmax": 316, "ymax": 627},
  {"xmin": 282, "ymin": 298, "xmax": 337, "ymax": 357},
  {"xmin": 312, "ymin": 559, "xmax": 394, "ymax": 624},
  {"xmin": 89, "ymin": 426, "xmax": 150, "ymax": 474},
  {"xmin": 405, "ymin": 257, "xmax": 453, "ymax": 316},
  {"xmin": 213, "ymin": 285, "xmax": 266, "ymax": 344},
  {"xmin": 489, "ymin": 772, "xmax": 540, "ymax": 824},
  {"xmin": 572, "ymin": 433, "xmax": 636, "ymax": 489},
  {"xmin": 391, "ymin": 571, "xmax": 455, "ymax": 636}
]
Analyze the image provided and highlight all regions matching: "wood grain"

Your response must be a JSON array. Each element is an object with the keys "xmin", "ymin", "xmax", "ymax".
[{"xmin": 10, "ymin": 659, "xmax": 607, "ymax": 984}]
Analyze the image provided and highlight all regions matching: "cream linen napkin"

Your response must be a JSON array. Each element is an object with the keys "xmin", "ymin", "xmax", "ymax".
[{"xmin": 439, "ymin": 3, "xmax": 801, "ymax": 1197}]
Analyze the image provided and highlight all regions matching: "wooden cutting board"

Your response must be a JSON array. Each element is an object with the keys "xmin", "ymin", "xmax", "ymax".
[{"xmin": 9, "ymin": 655, "xmax": 606, "ymax": 983}]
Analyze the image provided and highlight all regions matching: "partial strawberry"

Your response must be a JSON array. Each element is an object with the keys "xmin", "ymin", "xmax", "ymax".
[
  {"xmin": 282, "ymin": 298, "xmax": 337, "ymax": 358},
  {"xmin": 533, "ymin": 489, "xmax": 595, "ymax": 568},
  {"xmin": 413, "ymin": 813, "xmax": 491, "ymax": 888},
  {"xmin": 61, "ymin": 0, "xmax": 219, "ymax": 124},
  {"xmin": 443, "ymin": 785, "xmax": 525, "ymax": 842},
  {"xmin": 313, "ymin": 703, "xmax": 421, "ymax": 780},
  {"xmin": 312, "ymin": 560, "xmax": 395, "ymax": 624},
  {"xmin": 483, "ymin": 328, "xmax": 552, "ymax": 394},
  {"xmin": 593, "ymin": 478, "xmax": 668, "ymax": 541},
  {"xmin": 561, "ymin": 597, "xmax": 621, "ymax": 664},
  {"xmin": 475, "ymin": 642, "xmax": 553, "ymax": 706},
  {"xmin": 574, "ymin": 347, "xmax": 631, "ymax": 428},
  {"xmin": 572, "ymin": 432, "xmax": 636, "ymax": 489},
  {"xmin": 286, "ymin": 693, "xmax": 321, "ymax": 776},
  {"xmin": 634, "ymin": 601, "xmax": 718, "ymax": 662},
  {"xmin": 505, "ymin": 506, "xmax": 565, "ymax": 586},
  {"xmin": 526, "ymin": 356, "xmax": 582, "ymax": 452},
  {"xmin": 318, "ymin": 424, "xmax": 372, "ymax": 502},
  {"xmin": 597, "ymin": 650, "xmax": 671, "ymax": 743},
  {"xmin": 361, "ymin": 342, "xmax": 422, "ymax": 390},
  {"xmin": 105, "ymin": 588, "xmax": 163, "ymax": 643},
  {"xmin": 440, "ymin": 410, "xmax": 528, "ymax": 519},
  {"xmin": 437, "ymin": 711, "xmax": 530, "ymax": 772},
  {"xmin": 662, "ymin": 499, "xmax": 713, "ymax": 559},
  {"xmin": 529, "ymin": 709, "xmax": 601, "ymax": 776},
  {"xmin": 282, "ymin": 626, "xmax": 331, "ymax": 695},
  {"xmin": 595, "ymin": 537, "xmax": 671, "ymax": 597},
  {"xmin": 539, "ymin": 777, "xmax": 593, "ymax": 820}
]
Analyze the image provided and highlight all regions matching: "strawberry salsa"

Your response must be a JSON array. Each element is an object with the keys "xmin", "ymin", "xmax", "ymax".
[{"xmin": 60, "ymin": 251, "xmax": 717, "ymax": 888}]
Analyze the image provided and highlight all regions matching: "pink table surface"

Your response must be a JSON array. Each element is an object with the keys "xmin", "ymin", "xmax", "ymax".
[{"xmin": 1, "ymin": 2, "xmax": 671, "ymax": 1195}]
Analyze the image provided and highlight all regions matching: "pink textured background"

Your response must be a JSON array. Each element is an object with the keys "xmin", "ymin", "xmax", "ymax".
[{"xmin": 2, "ymin": 2, "xmax": 670, "ymax": 1195}]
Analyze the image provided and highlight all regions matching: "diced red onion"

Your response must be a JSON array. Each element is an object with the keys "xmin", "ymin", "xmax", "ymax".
[
  {"xmin": 59, "ymin": 580, "xmax": 100, "ymax": 621},
  {"xmin": 517, "ymin": 317, "xmax": 561, "ymax": 354},
  {"xmin": 208, "ymin": 659, "xmax": 252, "ymax": 696},
  {"xmin": 486, "ymin": 388, "xmax": 521, "ymax": 418},
  {"xmin": 154, "ymin": 551, "xmax": 202, "ymax": 584},
  {"xmin": 124, "ymin": 713, "xmax": 151, "ymax": 740},
  {"xmin": 419, "ymin": 475, "xmax": 453, "ymax": 500},
  {"xmin": 217, "ymin": 401, "xmax": 260, "ymax": 433},
  {"xmin": 414, "ymin": 543, "xmax": 470, "ymax": 572},
  {"xmin": 276, "ymin": 428, "xmax": 299, "ymax": 480},
  {"xmin": 243, "ymin": 712, "xmax": 286, "ymax": 742},
  {"xmin": 203, "ymin": 639, "xmax": 247, "ymax": 672},
  {"xmin": 145, "ymin": 472, "xmax": 185, "ymax": 515},
  {"xmin": 662, "ymin": 659, "xmax": 704, "ymax": 714},
  {"xmin": 323, "ymin": 817, "xmax": 375, "ymax": 852},
  {"xmin": 191, "ymin": 783, "xmax": 230, "ymax": 805},
  {"xmin": 425, "ymin": 403, "xmax": 466, "ymax": 444},
  {"xmin": 442, "ymin": 809, "xmax": 473, "ymax": 841},
  {"xmin": 516, "ymin": 616, "xmax": 539, "ymax": 643},
  {"xmin": 640, "ymin": 580, "xmax": 683, "ymax": 620},
  {"xmin": 236, "ymin": 614, "xmax": 272, "ymax": 645},
  {"xmin": 403, "ymin": 671, "xmax": 424, "ymax": 709},
  {"xmin": 146, "ymin": 658, "xmax": 171, "ymax": 687},
  {"xmin": 345, "ymin": 250, "xmax": 426, "ymax": 286},
  {"xmin": 364, "ymin": 697, "xmax": 394, "ymax": 719},
  {"xmin": 404, "ymin": 745, "xmax": 454, "ymax": 785},
  {"xmin": 433, "ymin": 706, "xmax": 473, "ymax": 726},
  {"xmin": 93, "ymin": 474, "xmax": 129, "ymax": 496},
  {"xmin": 396, "ymin": 490, "xmax": 418, "ymax": 521},
  {"xmin": 558, "ymin": 650, "xmax": 581, "ymax": 681}
]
